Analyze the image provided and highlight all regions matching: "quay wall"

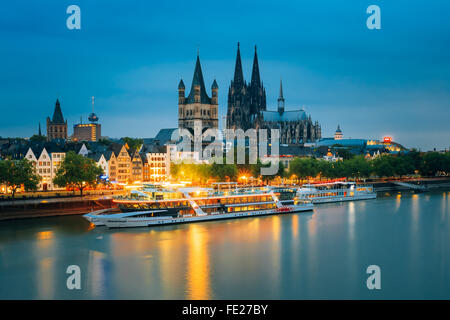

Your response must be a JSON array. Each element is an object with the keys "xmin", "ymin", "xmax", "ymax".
[
  {"xmin": 0, "ymin": 197, "xmax": 116, "ymax": 221},
  {"xmin": 373, "ymin": 178, "xmax": 450, "ymax": 193}
]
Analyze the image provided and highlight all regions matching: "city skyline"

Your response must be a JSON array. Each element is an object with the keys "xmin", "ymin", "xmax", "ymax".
[{"xmin": 1, "ymin": 1, "xmax": 449, "ymax": 151}]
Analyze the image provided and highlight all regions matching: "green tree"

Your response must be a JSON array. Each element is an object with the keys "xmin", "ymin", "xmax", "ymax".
[
  {"xmin": 334, "ymin": 148, "xmax": 354, "ymax": 160},
  {"xmin": 445, "ymin": 152, "xmax": 450, "ymax": 174},
  {"xmin": 332, "ymin": 160, "xmax": 348, "ymax": 178},
  {"xmin": 346, "ymin": 156, "xmax": 372, "ymax": 179},
  {"xmin": 420, "ymin": 152, "xmax": 447, "ymax": 176},
  {"xmin": 373, "ymin": 155, "xmax": 395, "ymax": 178},
  {"xmin": 53, "ymin": 151, "xmax": 104, "ymax": 196},
  {"xmin": 317, "ymin": 160, "xmax": 334, "ymax": 179},
  {"xmin": 0, "ymin": 159, "xmax": 40, "ymax": 199},
  {"xmin": 29, "ymin": 134, "xmax": 46, "ymax": 143},
  {"xmin": 250, "ymin": 159, "xmax": 263, "ymax": 179},
  {"xmin": 98, "ymin": 138, "xmax": 113, "ymax": 146},
  {"xmin": 210, "ymin": 162, "xmax": 238, "ymax": 182},
  {"xmin": 289, "ymin": 157, "xmax": 319, "ymax": 180},
  {"xmin": 404, "ymin": 149, "xmax": 422, "ymax": 172},
  {"xmin": 121, "ymin": 137, "xmax": 144, "ymax": 151}
]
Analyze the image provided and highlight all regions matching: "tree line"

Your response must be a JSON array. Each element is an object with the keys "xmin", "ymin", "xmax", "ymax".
[
  {"xmin": 171, "ymin": 159, "xmax": 286, "ymax": 184},
  {"xmin": 287, "ymin": 150, "xmax": 450, "ymax": 180},
  {"xmin": 171, "ymin": 150, "xmax": 450, "ymax": 184}
]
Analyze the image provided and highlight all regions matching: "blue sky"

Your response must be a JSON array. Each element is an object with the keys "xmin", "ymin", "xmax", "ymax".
[{"xmin": 0, "ymin": 0, "xmax": 449, "ymax": 150}]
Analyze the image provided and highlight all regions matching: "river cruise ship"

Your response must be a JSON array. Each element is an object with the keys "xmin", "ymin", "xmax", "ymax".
[
  {"xmin": 296, "ymin": 181, "xmax": 376, "ymax": 204},
  {"xmin": 85, "ymin": 183, "xmax": 314, "ymax": 228}
]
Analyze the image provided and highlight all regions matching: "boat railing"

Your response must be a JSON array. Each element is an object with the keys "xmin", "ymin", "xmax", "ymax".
[{"xmin": 210, "ymin": 188, "xmax": 269, "ymax": 197}]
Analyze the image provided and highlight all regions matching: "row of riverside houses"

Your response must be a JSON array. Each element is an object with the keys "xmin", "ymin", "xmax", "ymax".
[{"xmin": 0, "ymin": 138, "xmax": 172, "ymax": 191}]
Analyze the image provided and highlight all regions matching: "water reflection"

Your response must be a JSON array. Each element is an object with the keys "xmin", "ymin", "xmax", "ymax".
[
  {"xmin": 36, "ymin": 230, "xmax": 53, "ymax": 241},
  {"xmin": 411, "ymin": 194, "xmax": 419, "ymax": 233},
  {"xmin": 186, "ymin": 225, "xmax": 211, "ymax": 299},
  {"xmin": 37, "ymin": 257, "xmax": 54, "ymax": 299},
  {"xmin": 442, "ymin": 192, "xmax": 448, "ymax": 223},
  {"xmin": 395, "ymin": 193, "xmax": 402, "ymax": 212},
  {"xmin": 160, "ymin": 232, "xmax": 183, "ymax": 299},
  {"xmin": 348, "ymin": 202, "xmax": 355, "ymax": 240},
  {"xmin": 35, "ymin": 230, "xmax": 55, "ymax": 299},
  {"xmin": 87, "ymin": 250, "xmax": 108, "ymax": 299},
  {"xmin": 0, "ymin": 191, "xmax": 449, "ymax": 299},
  {"xmin": 292, "ymin": 214, "xmax": 299, "ymax": 239}
]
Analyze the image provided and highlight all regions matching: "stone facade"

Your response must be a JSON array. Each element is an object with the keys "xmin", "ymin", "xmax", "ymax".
[
  {"xmin": 178, "ymin": 54, "xmax": 218, "ymax": 134},
  {"xmin": 256, "ymin": 80, "xmax": 321, "ymax": 144}
]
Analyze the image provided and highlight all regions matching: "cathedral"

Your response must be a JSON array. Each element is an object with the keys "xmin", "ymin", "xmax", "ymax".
[{"xmin": 226, "ymin": 43, "xmax": 321, "ymax": 144}]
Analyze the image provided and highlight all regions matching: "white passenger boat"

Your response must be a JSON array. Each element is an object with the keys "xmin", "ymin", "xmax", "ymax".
[
  {"xmin": 87, "ymin": 183, "xmax": 314, "ymax": 228},
  {"xmin": 83, "ymin": 207, "xmax": 121, "ymax": 226},
  {"xmin": 296, "ymin": 181, "xmax": 376, "ymax": 204}
]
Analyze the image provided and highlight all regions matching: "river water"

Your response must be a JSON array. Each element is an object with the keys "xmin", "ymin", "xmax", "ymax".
[{"xmin": 0, "ymin": 190, "xmax": 449, "ymax": 299}]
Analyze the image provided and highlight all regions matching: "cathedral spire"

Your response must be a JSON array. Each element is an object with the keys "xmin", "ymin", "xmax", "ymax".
[
  {"xmin": 277, "ymin": 79, "xmax": 285, "ymax": 114},
  {"xmin": 279, "ymin": 79, "xmax": 284, "ymax": 99},
  {"xmin": 186, "ymin": 54, "xmax": 211, "ymax": 104},
  {"xmin": 51, "ymin": 99, "xmax": 65, "ymax": 124},
  {"xmin": 191, "ymin": 54, "xmax": 206, "ymax": 89},
  {"xmin": 233, "ymin": 42, "xmax": 244, "ymax": 88},
  {"xmin": 38, "ymin": 122, "xmax": 42, "ymax": 136},
  {"xmin": 251, "ymin": 45, "xmax": 261, "ymax": 86}
]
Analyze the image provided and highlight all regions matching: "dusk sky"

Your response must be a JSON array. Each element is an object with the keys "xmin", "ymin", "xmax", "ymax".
[{"xmin": 0, "ymin": 0, "xmax": 449, "ymax": 151}]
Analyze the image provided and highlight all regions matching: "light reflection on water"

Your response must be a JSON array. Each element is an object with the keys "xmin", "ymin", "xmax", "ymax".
[
  {"xmin": 186, "ymin": 225, "xmax": 211, "ymax": 299},
  {"xmin": 0, "ymin": 190, "xmax": 449, "ymax": 299}
]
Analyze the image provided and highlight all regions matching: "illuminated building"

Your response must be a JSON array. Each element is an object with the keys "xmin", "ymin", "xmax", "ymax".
[
  {"xmin": 146, "ymin": 152, "xmax": 168, "ymax": 182},
  {"xmin": 24, "ymin": 146, "xmax": 65, "ymax": 191},
  {"xmin": 106, "ymin": 151, "xmax": 117, "ymax": 182},
  {"xmin": 334, "ymin": 125, "xmax": 343, "ymax": 140},
  {"xmin": 131, "ymin": 150, "xmax": 143, "ymax": 183},
  {"xmin": 73, "ymin": 123, "xmax": 101, "ymax": 142},
  {"xmin": 115, "ymin": 144, "xmax": 132, "ymax": 184},
  {"xmin": 73, "ymin": 97, "xmax": 101, "ymax": 142}
]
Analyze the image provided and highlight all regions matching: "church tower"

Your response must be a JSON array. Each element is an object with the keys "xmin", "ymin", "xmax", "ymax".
[
  {"xmin": 227, "ymin": 42, "xmax": 249, "ymax": 130},
  {"xmin": 46, "ymin": 99, "xmax": 68, "ymax": 141},
  {"xmin": 178, "ymin": 53, "xmax": 218, "ymax": 133}
]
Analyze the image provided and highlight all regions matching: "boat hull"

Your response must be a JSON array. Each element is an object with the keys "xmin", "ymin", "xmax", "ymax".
[
  {"xmin": 101, "ymin": 203, "xmax": 314, "ymax": 229},
  {"xmin": 83, "ymin": 208, "xmax": 119, "ymax": 226},
  {"xmin": 309, "ymin": 193, "xmax": 377, "ymax": 204}
]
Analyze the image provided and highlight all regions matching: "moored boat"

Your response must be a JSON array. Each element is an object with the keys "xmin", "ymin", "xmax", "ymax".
[
  {"xmin": 83, "ymin": 207, "xmax": 122, "ymax": 226},
  {"xmin": 87, "ymin": 183, "xmax": 314, "ymax": 228},
  {"xmin": 296, "ymin": 181, "xmax": 376, "ymax": 204}
]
